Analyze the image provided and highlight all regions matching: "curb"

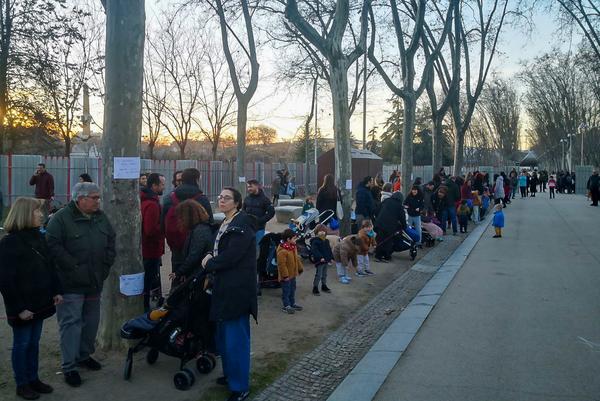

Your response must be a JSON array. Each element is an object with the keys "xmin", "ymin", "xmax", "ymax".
[{"xmin": 326, "ymin": 214, "xmax": 493, "ymax": 401}]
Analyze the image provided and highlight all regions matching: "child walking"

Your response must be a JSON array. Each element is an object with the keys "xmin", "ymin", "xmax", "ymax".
[
  {"xmin": 492, "ymin": 204, "xmax": 505, "ymax": 238},
  {"xmin": 457, "ymin": 200, "xmax": 470, "ymax": 233},
  {"xmin": 277, "ymin": 229, "xmax": 304, "ymax": 314},
  {"xmin": 333, "ymin": 235, "xmax": 363, "ymax": 284},
  {"xmin": 357, "ymin": 220, "xmax": 376, "ymax": 276},
  {"xmin": 309, "ymin": 224, "xmax": 333, "ymax": 295},
  {"xmin": 548, "ymin": 175, "xmax": 556, "ymax": 199},
  {"xmin": 471, "ymin": 191, "xmax": 481, "ymax": 224}
]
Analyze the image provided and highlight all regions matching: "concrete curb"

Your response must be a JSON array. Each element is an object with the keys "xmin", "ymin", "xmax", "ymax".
[{"xmin": 326, "ymin": 214, "xmax": 493, "ymax": 401}]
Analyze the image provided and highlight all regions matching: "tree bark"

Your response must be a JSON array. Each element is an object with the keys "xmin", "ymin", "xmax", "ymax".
[
  {"xmin": 401, "ymin": 94, "xmax": 416, "ymax": 193},
  {"xmin": 98, "ymin": 0, "xmax": 145, "ymax": 351},
  {"xmin": 236, "ymin": 98, "xmax": 248, "ymax": 192},
  {"xmin": 329, "ymin": 61, "xmax": 353, "ymax": 235},
  {"xmin": 431, "ymin": 114, "xmax": 444, "ymax": 172},
  {"xmin": 0, "ymin": 0, "xmax": 12, "ymax": 154},
  {"xmin": 64, "ymin": 136, "xmax": 71, "ymax": 157}
]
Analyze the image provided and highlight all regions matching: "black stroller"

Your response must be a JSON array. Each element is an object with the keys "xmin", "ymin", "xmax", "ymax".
[
  {"xmin": 393, "ymin": 229, "xmax": 418, "ymax": 260},
  {"xmin": 120, "ymin": 272, "xmax": 216, "ymax": 390},
  {"xmin": 257, "ymin": 232, "xmax": 282, "ymax": 289}
]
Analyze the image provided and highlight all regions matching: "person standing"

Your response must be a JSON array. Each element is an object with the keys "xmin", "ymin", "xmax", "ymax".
[
  {"xmin": 45, "ymin": 183, "xmax": 116, "ymax": 387},
  {"xmin": 355, "ymin": 176, "xmax": 375, "ymax": 229},
  {"xmin": 276, "ymin": 229, "xmax": 304, "ymax": 314},
  {"xmin": 243, "ymin": 179, "xmax": 275, "ymax": 247},
  {"xmin": 509, "ymin": 170, "xmax": 518, "ymax": 200},
  {"xmin": 202, "ymin": 188, "xmax": 256, "ymax": 401},
  {"xmin": 587, "ymin": 171, "xmax": 600, "ymax": 206},
  {"xmin": 443, "ymin": 177, "xmax": 460, "ymax": 234},
  {"xmin": 29, "ymin": 163, "xmax": 54, "ymax": 217},
  {"xmin": 0, "ymin": 198, "xmax": 63, "ymax": 400},
  {"xmin": 518, "ymin": 171, "xmax": 528, "ymax": 198},
  {"xmin": 493, "ymin": 174, "xmax": 505, "ymax": 206},
  {"xmin": 140, "ymin": 173, "xmax": 166, "ymax": 311},
  {"xmin": 374, "ymin": 190, "xmax": 406, "ymax": 262},
  {"xmin": 316, "ymin": 174, "xmax": 341, "ymax": 220},
  {"xmin": 548, "ymin": 175, "xmax": 557, "ymax": 199},
  {"xmin": 404, "ymin": 185, "xmax": 424, "ymax": 245},
  {"xmin": 529, "ymin": 172, "xmax": 539, "ymax": 197}
]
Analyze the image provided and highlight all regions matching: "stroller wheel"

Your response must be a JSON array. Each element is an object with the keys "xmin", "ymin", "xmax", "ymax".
[
  {"xmin": 123, "ymin": 350, "xmax": 133, "ymax": 381},
  {"xmin": 196, "ymin": 355, "xmax": 214, "ymax": 374},
  {"xmin": 206, "ymin": 353, "xmax": 217, "ymax": 369},
  {"xmin": 173, "ymin": 369, "xmax": 195, "ymax": 390},
  {"xmin": 410, "ymin": 248, "xmax": 417, "ymax": 261},
  {"xmin": 146, "ymin": 348, "xmax": 159, "ymax": 365}
]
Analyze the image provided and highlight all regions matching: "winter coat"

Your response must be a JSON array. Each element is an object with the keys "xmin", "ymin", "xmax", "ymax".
[
  {"xmin": 548, "ymin": 179, "xmax": 557, "ymax": 188},
  {"xmin": 176, "ymin": 223, "xmax": 214, "ymax": 277},
  {"xmin": 46, "ymin": 201, "xmax": 116, "ymax": 294},
  {"xmin": 316, "ymin": 187, "xmax": 340, "ymax": 219},
  {"xmin": 355, "ymin": 183, "xmax": 375, "ymax": 218},
  {"xmin": 375, "ymin": 192, "xmax": 406, "ymax": 234},
  {"xmin": 309, "ymin": 237, "xmax": 334, "ymax": 264},
  {"xmin": 432, "ymin": 192, "xmax": 449, "ymax": 215},
  {"xmin": 243, "ymin": 190, "xmax": 275, "ymax": 231},
  {"xmin": 422, "ymin": 188, "xmax": 434, "ymax": 212},
  {"xmin": 141, "ymin": 188, "xmax": 165, "ymax": 259},
  {"xmin": 162, "ymin": 184, "xmax": 214, "ymax": 226},
  {"xmin": 0, "ymin": 229, "xmax": 61, "ymax": 327},
  {"xmin": 518, "ymin": 175, "xmax": 528, "ymax": 187},
  {"xmin": 494, "ymin": 176, "xmax": 505, "ymax": 199},
  {"xmin": 276, "ymin": 245, "xmax": 303, "ymax": 282},
  {"xmin": 457, "ymin": 205, "xmax": 470, "ymax": 216},
  {"xmin": 460, "ymin": 184, "xmax": 473, "ymax": 200},
  {"xmin": 357, "ymin": 228, "xmax": 376, "ymax": 256},
  {"xmin": 204, "ymin": 212, "xmax": 257, "ymax": 322},
  {"xmin": 333, "ymin": 235, "xmax": 361, "ymax": 267},
  {"xmin": 493, "ymin": 210, "xmax": 505, "ymax": 228},
  {"xmin": 403, "ymin": 193, "xmax": 424, "ymax": 217},
  {"xmin": 29, "ymin": 171, "xmax": 55, "ymax": 199},
  {"xmin": 445, "ymin": 180, "xmax": 460, "ymax": 205},
  {"xmin": 530, "ymin": 175, "xmax": 539, "ymax": 191},
  {"xmin": 472, "ymin": 192, "xmax": 482, "ymax": 207},
  {"xmin": 380, "ymin": 191, "xmax": 393, "ymax": 203},
  {"xmin": 587, "ymin": 174, "xmax": 600, "ymax": 190}
]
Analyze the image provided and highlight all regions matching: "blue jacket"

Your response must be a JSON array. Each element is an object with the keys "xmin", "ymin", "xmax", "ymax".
[
  {"xmin": 482, "ymin": 195, "xmax": 490, "ymax": 210},
  {"xmin": 355, "ymin": 183, "xmax": 375, "ymax": 218},
  {"xmin": 493, "ymin": 210, "xmax": 505, "ymax": 228},
  {"xmin": 518, "ymin": 175, "xmax": 527, "ymax": 187}
]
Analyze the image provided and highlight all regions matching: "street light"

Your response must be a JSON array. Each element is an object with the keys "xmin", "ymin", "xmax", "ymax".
[{"xmin": 579, "ymin": 122, "xmax": 588, "ymax": 166}]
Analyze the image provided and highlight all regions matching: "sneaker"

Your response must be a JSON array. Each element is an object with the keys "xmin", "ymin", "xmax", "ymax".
[
  {"xmin": 291, "ymin": 304, "xmax": 303, "ymax": 311},
  {"xmin": 29, "ymin": 379, "xmax": 53, "ymax": 394},
  {"xmin": 16, "ymin": 385, "xmax": 40, "ymax": 400},
  {"xmin": 78, "ymin": 357, "xmax": 101, "ymax": 371},
  {"xmin": 312, "ymin": 287, "xmax": 320, "ymax": 296},
  {"xmin": 339, "ymin": 277, "xmax": 350, "ymax": 284},
  {"xmin": 493, "ymin": 235, "xmax": 501, "ymax": 238},
  {"xmin": 281, "ymin": 306, "xmax": 295, "ymax": 314},
  {"xmin": 364, "ymin": 270, "xmax": 375, "ymax": 275},
  {"xmin": 227, "ymin": 390, "xmax": 250, "ymax": 401},
  {"xmin": 355, "ymin": 271, "xmax": 367, "ymax": 277},
  {"xmin": 344, "ymin": 275, "xmax": 352, "ymax": 281},
  {"xmin": 64, "ymin": 371, "xmax": 82, "ymax": 387},
  {"xmin": 321, "ymin": 285, "xmax": 332, "ymax": 293},
  {"xmin": 216, "ymin": 376, "xmax": 228, "ymax": 386}
]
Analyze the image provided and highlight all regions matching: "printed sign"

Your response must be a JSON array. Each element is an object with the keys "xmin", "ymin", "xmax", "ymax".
[
  {"xmin": 119, "ymin": 272, "xmax": 145, "ymax": 296},
  {"xmin": 113, "ymin": 157, "xmax": 141, "ymax": 179}
]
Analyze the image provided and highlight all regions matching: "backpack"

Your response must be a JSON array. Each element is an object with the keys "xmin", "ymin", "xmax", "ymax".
[{"xmin": 164, "ymin": 192, "xmax": 204, "ymax": 251}]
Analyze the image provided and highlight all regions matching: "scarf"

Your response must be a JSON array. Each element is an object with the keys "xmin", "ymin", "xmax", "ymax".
[{"xmin": 280, "ymin": 241, "xmax": 297, "ymax": 252}]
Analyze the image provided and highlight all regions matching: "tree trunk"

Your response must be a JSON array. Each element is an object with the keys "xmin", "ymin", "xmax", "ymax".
[
  {"xmin": 0, "ymin": 0, "xmax": 12, "ymax": 154},
  {"xmin": 431, "ymin": 115, "xmax": 444, "ymax": 172},
  {"xmin": 148, "ymin": 142, "xmax": 154, "ymax": 160},
  {"xmin": 179, "ymin": 143, "xmax": 186, "ymax": 160},
  {"xmin": 212, "ymin": 140, "xmax": 219, "ymax": 160},
  {"xmin": 64, "ymin": 136, "xmax": 71, "ymax": 157},
  {"xmin": 236, "ymin": 99, "xmax": 248, "ymax": 193},
  {"xmin": 452, "ymin": 120, "xmax": 465, "ymax": 176},
  {"xmin": 401, "ymin": 95, "xmax": 416, "ymax": 194},
  {"xmin": 329, "ymin": 61, "xmax": 352, "ymax": 236},
  {"xmin": 98, "ymin": 0, "xmax": 145, "ymax": 351}
]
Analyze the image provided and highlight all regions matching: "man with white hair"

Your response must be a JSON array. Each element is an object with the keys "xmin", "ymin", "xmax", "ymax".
[{"xmin": 46, "ymin": 182, "xmax": 116, "ymax": 387}]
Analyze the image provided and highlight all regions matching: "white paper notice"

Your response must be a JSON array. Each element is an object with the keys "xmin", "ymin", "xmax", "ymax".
[
  {"xmin": 345, "ymin": 179, "xmax": 352, "ymax": 190},
  {"xmin": 113, "ymin": 157, "xmax": 141, "ymax": 179},
  {"xmin": 119, "ymin": 272, "xmax": 145, "ymax": 296},
  {"xmin": 238, "ymin": 176, "xmax": 246, "ymax": 183}
]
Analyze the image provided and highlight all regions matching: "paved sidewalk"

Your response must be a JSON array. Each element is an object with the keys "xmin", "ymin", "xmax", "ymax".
[{"xmin": 372, "ymin": 194, "xmax": 600, "ymax": 401}]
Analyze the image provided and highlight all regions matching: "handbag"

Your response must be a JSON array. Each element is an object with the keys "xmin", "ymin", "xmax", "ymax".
[{"xmin": 336, "ymin": 189, "xmax": 344, "ymax": 220}]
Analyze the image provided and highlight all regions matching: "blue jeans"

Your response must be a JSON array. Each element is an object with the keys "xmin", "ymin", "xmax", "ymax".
[
  {"xmin": 215, "ymin": 315, "xmax": 251, "ymax": 392},
  {"xmin": 406, "ymin": 215, "xmax": 422, "ymax": 244},
  {"xmin": 281, "ymin": 278, "xmax": 296, "ymax": 307},
  {"xmin": 441, "ymin": 206, "xmax": 457, "ymax": 234},
  {"xmin": 12, "ymin": 319, "xmax": 43, "ymax": 386}
]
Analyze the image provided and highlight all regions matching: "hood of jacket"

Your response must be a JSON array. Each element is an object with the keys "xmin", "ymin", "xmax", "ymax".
[
  {"xmin": 140, "ymin": 187, "xmax": 160, "ymax": 203},
  {"xmin": 174, "ymin": 183, "xmax": 202, "ymax": 201}
]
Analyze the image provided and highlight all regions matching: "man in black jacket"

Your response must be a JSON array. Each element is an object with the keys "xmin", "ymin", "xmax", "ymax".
[
  {"xmin": 587, "ymin": 171, "xmax": 600, "ymax": 206},
  {"xmin": 243, "ymin": 179, "xmax": 275, "ymax": 247},
  {"xmin": 374, "ymin": 191, "xmax": 406, "ymax": 262}
]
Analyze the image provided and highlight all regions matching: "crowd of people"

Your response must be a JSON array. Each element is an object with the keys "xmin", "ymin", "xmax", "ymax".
[{"xmin": 1, "ymin": 163, "xmax": 599, "ymax": 400}]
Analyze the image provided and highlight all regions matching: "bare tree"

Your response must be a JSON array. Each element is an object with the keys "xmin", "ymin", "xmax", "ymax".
[
  {"xmin": 368, "ymin": 0, "xmax": 456, "ymax": 193},
  {"xmin": 142, "ymin": 36, "xmax": 166, "ymax": 160},
  {"xmin": 98, "ymin": 0, "xmax": 145, "ymax": 351},
  {"xmin": 285, "ymin": 0, "xmax": 370, "ymax": 234},
  {"xmin": 556, "ymin": 0, "xmax": 600, "ymax": 61}
]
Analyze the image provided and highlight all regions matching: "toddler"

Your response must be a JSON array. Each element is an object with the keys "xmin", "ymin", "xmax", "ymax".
[
  {"xmin": 309, "ymin": 224, "xmax": 333, "ymax": 295},
  {"xmin": 471, "ymin": 191, "xmax": 481, "ymax": 224},
  {"xmin": 333, "ymin": 235, "xmax": 363, "ymax": 284},
  {"xmin": 548, "ymin": 175, "xmax": 556, "ymax": 199},
  {"xmin": 492, "ymin": 203, "xmax": 505, "ymax": 238},
  {"xmin": 277, "ymin": 229, "xmax": 304, "ymax": 314},
  {"xmin": 457, "ymin": 200, "xmax": 470, "ymax": 233},
  {"xmin": 356, "ymin": 219, "xmax": 376, "ymax": 276}
]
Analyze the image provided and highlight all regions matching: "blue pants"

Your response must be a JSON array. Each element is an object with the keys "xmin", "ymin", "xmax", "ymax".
[
  {"xmin": 281, "ymin": 278, "xmax": 296, "ymax": 307},
  {"xmin": 215, "ymin": 315, "xmax": 251, "ymax": 392},
  {"xmin": 12, "ymin": 319, "xmax": 43, "ymax": 386},
  {"xmin": 441, "ymin": 206, "xmax": 458, "ymax": 234}
]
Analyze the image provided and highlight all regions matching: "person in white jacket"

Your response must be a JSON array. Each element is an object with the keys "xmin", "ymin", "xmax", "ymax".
[{"xmin": 494, "ymin": 174, "xmax": 505, "ymax": 206}]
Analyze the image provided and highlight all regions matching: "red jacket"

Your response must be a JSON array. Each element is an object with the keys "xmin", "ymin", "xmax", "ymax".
[
  {"xmin": 29, "ymin": 172, "xmax": 54, "ymax": 199},
  {"xmin": 140, "ymin": 188, "xmax": 164, "ymax": 259}
]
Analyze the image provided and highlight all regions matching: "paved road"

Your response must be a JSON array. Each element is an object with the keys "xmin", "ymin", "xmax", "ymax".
[{"xmin": 374, "ymin": 193, "xmax": 600, "ymax": 401}]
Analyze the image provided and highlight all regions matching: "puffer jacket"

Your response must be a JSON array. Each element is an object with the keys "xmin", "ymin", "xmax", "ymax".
[
  {"xmin": 176, "ymin": 223, "xmax": 214, "ymax": 277},
  {"xmin": 494, "ymin": 176, "xmax": 505, "ymax": 199},
  {"xmin": 242, "ymin": 190, "xmax": 275, "ymax": 231},
  {"xmin": 276, "ymin": 245, "xmax": 303, "ymax": 281},
  {"xmin": 375, "ymin": 192, "xmax": 406, "ymax": 234},
  {"xmin": 46, "ymin": 201, "xmax": 116, "ymax": 294},
  {"xmin": 357, "ymin": 228, "xmax": 376, "ymax": 256},
  {"xmin": 355, "ymin": 183, "xmax": 375, "ymax": 218},
  {"xmin": 162, "ymin": 184, "xmax": 214, "ymax": 225}
]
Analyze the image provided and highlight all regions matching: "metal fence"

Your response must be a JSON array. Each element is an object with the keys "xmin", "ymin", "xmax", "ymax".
[{"xmin": 0, "ymin": 155, "xmax": 318, "ymax": 206}]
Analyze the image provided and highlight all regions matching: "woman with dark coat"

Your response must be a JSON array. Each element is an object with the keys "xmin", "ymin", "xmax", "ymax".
[
  {"xmin": 374, "ymin": 191, "xmax": 406, "ymax": 262},
  {"xmin": 530, "ymin": 172, "xmax": 539, "ymax": 197},
  {"xmin": 202, "ymin": 187, "xmax": 257, "ymax": 401},
  {"xmin": 0, "ymin": 197, "xmax": 63, "ymax": 400},
  {"xmin": 316, "ymin": 174, "xmax": 341, "ymax": 220}
]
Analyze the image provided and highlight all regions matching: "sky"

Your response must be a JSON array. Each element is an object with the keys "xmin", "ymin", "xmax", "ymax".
[{"xmin": 88, "ymin": 1, "xmax": 581, "ymax": 146}]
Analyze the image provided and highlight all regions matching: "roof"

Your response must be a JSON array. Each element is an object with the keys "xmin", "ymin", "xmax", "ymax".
[
  {"xmin": 350, "ymin": 148, "xmax": 382, "ymax": 160},
  {"xmin": 519, "ymin": 150, "xmax": 538, "ymax": 167}
]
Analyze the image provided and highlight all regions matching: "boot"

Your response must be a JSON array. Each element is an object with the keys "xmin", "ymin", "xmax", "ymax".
[
  {"xmin": 16, "ymin": 385, "xmax": 40, "ymax": 400},
  {"xmin": 321, "ymin": 285, "xmax": 332, "ymax": 293},
  {"xmin": 312, "ymin": 287, "xmax": 320, "ymax": 296}
]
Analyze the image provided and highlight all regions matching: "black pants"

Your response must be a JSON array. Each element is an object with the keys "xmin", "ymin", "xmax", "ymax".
[
  {"xmin": 591, "ymin": 188, "xmax": 599, "ymax": 206},
  {"xmin": 375, "ymin": 228, "xmax": 394, "ymax": 260},
  {"xmin": 549, "ymin": 187, "xmax": 555, "ymax": 199},
  {"xmin": 143, "ymin": 258, "xmax": 162, "ymax": 312},
  {"xmin": 520, "ymin": 187, "xmax": 527, "ymax": 198}
]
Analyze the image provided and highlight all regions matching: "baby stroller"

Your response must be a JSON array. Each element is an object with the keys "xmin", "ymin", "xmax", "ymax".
[
  {"xmin": 120, "ymin": 271, "xmax": 216, "ymax": 390},
  {"xmin": 393, "ymin": 229, "xmax": 418, "ymax": 260},
  {"xmin": 257, "ymin": 232, "xmax": 282, "ymax": 289},
  {"xmin": 290, "ymin": 208, "xmax": 335, "ymax": 259}
]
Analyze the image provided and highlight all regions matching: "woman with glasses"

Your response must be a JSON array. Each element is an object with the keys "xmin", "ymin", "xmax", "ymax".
[
  {"xmin": 0, "ymin": 197, "xmax": 63, "ymax": 400},
  {"xmin": 202, "ymin": 187, "xmax": 257, "ymax": 401}
]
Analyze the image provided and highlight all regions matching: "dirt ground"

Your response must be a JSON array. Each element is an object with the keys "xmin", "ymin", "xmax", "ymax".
[{"xmin": 0, "ymin": 219, "xmax": 452, "ymax": 401}]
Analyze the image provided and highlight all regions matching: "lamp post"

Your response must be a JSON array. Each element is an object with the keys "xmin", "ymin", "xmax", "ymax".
[{"xmin": 579, "ymin": 123, "xmax": 587, "ymax": 166}]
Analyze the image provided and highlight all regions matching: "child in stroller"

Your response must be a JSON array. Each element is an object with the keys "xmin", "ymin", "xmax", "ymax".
[{"xmin": 120, "ymin": 271, "xmax": 216, "ymax": 390}]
